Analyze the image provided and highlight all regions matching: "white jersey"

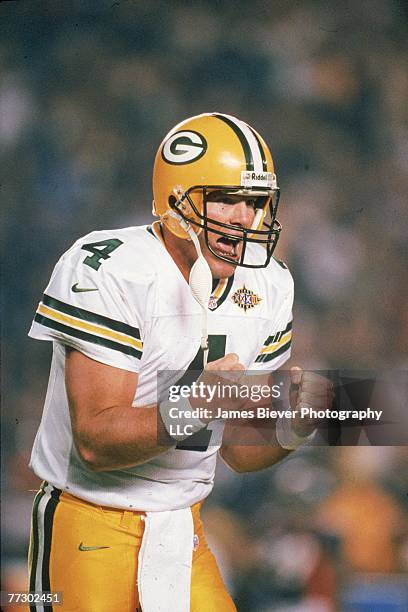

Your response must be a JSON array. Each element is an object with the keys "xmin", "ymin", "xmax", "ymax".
[{"xmin": 29, "ymin": 223, "xmax": 294, "ymax": 511}]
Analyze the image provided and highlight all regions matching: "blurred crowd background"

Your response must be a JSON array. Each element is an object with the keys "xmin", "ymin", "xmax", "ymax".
[{"xmin": 1, "ymin": 1, "xmax": 407, "ymax": 610}]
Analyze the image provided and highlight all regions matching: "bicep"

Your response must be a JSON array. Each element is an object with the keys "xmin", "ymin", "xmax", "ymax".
[{"xmin": 65, "ymin": 347, "xmax": 138, "ymax": 429}]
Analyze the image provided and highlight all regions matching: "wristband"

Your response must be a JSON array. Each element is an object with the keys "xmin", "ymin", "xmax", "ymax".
[
  {"xmin": 275, "ymin": 415, "xmax": 316, "ymax": 450},
  {"xmin": 159, "ymin": 397, "xmax": 207, "ymax": 442}
]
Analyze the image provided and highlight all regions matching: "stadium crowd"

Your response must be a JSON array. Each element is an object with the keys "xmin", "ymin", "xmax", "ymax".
[{"xmin": 2, "ymin": 1, "xmax": 407, "ymax": 609}]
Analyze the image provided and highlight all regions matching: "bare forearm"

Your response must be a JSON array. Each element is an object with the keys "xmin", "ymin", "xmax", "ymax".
[
  {"xmin": 72, "ymin": 404, "xmax": 173, "ymax": 471},
  {"xmin": 65, "ymin": 348, "xmax": 174, "ymax": 471},
  {"xmin": 220, "ymin": 444, "xmax": 290, "ymax": 473},
  {"xmin": 220, "ymin": 420, "xmax": 290, "ymax": 473}
]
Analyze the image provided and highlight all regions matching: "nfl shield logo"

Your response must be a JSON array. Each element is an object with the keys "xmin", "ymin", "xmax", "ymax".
[{"xmin": 208, "ymin": 296, "xmax": 218, "ymax": 310}]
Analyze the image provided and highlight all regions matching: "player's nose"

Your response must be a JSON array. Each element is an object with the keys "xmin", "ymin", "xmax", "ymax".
[{"xmin": 230, "ymin": 201, "xmax": 254, "ymax": 227}]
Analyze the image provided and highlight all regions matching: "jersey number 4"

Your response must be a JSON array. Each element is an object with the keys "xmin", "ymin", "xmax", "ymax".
[
  {"xmin": 81, "ymin": 238, "xmax": 123, "ymax": 271},
  {"xmin": 176, "ymin": 335, "xmax": 226, "ymax": 453}
]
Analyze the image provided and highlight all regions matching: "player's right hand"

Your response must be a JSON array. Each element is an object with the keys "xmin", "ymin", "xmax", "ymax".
[
  {"xmin": 195, "ymin": 353, "xmax": 248, "ymax": 419},
  {"xmin": 205, "ymin": 353, "xmax": 246, "ymax": 372}
]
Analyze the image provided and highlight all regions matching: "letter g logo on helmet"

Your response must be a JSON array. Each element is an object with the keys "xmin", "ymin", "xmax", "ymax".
[{"xmin": 162, "ymin": 130, "xmax": 207, "ymax": 165}]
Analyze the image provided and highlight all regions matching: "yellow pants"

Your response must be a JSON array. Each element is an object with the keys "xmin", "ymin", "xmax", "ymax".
[{"xmin": 28, "ymin": 482, "xmax": 236, "ymax": 611}]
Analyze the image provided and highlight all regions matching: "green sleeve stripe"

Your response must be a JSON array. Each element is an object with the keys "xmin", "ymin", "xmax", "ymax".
[
  {"xmin": 42, "ymin": 294, "xmax": 141, "ymax": 340},
  {"xmin": 34, "ymin": 313, "xmax": 143, "ymax": 359},
  {"xmin": 264, "ymin": 319, "xmax": 292, "ymax": 346},
  {"xmin": 255, "ymin": 339, "xmax": 291, "ymax": 363}
]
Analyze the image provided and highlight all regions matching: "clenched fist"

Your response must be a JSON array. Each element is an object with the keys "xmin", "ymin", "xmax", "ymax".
[{"xmin": 290, "ymin": 367, "xmax": 334, "ymax": 437}]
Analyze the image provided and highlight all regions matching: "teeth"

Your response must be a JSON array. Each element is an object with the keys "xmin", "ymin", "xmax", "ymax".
[
  {"xmin": 215, "ymin": 235, "xmax": 241, "ymax": 258},
  {"xmin": 216, "ymin": 245, "xmax": 236, "ymax": 257}
]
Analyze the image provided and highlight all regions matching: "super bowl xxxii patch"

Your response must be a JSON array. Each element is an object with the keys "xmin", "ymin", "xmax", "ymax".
[{"xmin": 232, "ymin": 285, "xmax": 262, "ymax": 312}]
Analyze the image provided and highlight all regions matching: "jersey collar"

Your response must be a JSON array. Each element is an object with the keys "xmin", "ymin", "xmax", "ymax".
[
  {"xmin": 209, "ymin": 276, "xmax": 235, "ymax": 311},
  {"xmin": 146, "ymin": 221, "xmax": 166, "ymax": 245}
]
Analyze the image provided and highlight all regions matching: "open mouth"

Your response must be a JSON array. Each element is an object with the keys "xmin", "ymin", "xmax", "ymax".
[{"xmin": 215, "ymin": 235, "xmax": 242, "ymax": 258}]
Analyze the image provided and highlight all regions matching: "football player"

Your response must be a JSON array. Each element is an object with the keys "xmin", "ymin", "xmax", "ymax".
[{"xmin": 28, "ymin": 113, "xmax": 331, "ymax": 611}]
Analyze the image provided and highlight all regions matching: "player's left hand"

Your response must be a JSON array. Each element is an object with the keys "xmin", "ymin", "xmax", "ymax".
[{"xmin": 289, "ymin": 367, "xmax": 334, "ymax": 436}]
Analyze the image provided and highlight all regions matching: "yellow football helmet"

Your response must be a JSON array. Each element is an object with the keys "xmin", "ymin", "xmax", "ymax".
[{"xmin": 152, "ymin": 112, "xmax": 281, "ymax": 268}]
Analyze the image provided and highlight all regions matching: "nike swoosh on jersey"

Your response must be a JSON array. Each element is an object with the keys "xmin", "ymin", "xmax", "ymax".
[
  {"xmin": 78, "ymin": 542, "xmax": 110, "ymax": 551},
  {"xmin": 71, "ymin": 283, "xmax": 99, "ymax": 293}
]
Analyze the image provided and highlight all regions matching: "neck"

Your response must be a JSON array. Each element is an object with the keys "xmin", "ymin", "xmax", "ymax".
[{"xmin": 161, "ymin": 224, "xmax": 197, "ymax": 282}]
